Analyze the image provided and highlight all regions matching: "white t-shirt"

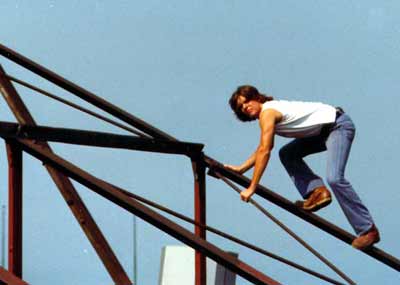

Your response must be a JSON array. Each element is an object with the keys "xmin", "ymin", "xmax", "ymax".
[{"xmin": 262, "ymin": 100, "xmax": 336, "ymax": 138}]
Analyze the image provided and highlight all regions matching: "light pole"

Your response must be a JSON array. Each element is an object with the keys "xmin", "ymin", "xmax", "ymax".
[{"xmin": 133, "ymin": 215, "xmax": 137, "ymax": 284}]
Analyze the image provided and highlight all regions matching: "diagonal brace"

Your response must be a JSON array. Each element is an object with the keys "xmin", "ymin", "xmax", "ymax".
[
  {"xmin": 0, "ymin": 66, "xmax": 132, "ymax": 285},
  {"xmin": 15, "ymin": 138, "xmax": 283, "ymax": 285}
]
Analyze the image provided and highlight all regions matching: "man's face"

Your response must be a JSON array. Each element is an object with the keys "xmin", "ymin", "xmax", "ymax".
[{"xmin": 236, "ymin": 95, "xmax": 262, "ymax": 119}]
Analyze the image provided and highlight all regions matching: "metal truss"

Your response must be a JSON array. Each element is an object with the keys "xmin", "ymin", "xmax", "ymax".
[{"xmin": 0, "ymin": 43, "xmax": 398, "ymax": 285}]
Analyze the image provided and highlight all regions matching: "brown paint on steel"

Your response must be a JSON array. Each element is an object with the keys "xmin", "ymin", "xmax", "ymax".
[
  {"xmin": 5, "ymin": 143, "xmax": 23, "ymax": 278},
  {"xmin": 0, "ymin": 267, "xmax": 28, "ymax": 285},
  {"xmin": 0, "ymin": 121, "xmax": 203, "ymax": 156},
  {"xmin": 192, "ymin": 158, "xmax": 207, "ymax": 285},
  {"xmin": 16, "ymin": 138, "xmax": 282, "ymax": 285},
  {"xmin": 0, "ymin": 67, "xmax": 132, "ymax": 285}
]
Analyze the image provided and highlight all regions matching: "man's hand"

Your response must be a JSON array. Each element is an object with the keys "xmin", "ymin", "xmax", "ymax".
[
  {"xmin": 240, "ymin": 186, "xmax": 256, "ymax": 202},
  {"xmin": 224, "ymin": 164, "xmax": 244, "ymax": 173}
]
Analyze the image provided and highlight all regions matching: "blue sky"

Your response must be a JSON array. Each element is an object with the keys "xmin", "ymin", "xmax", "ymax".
[{"xmin": 0, "ymin": 1, "xmax": 399, "ymax": 284}]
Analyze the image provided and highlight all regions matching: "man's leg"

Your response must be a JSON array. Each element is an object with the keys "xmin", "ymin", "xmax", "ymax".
[
  {"xmin": 279, "ymin": 135, "xmax": 327, "ymax": 199},
  {"xmin": 325, "ymin": 114, "xmax": 376, "ymax": 239}
]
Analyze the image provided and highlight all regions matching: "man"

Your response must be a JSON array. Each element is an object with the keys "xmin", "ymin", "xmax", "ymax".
[{"xmin": 224, "ymin": 85, "xmax": 380, "ymax": 250}]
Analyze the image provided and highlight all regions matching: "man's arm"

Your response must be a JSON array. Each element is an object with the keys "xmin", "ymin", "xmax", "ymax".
[
  {"xmin": 224, "ymin": 150, "xmax": 257, "ymax": 174},
  {"xmin": 239, "ymin": 151, "xmax": 257, "ymax": 172},
  {"xmin": 240, "ymin": 109, "xmax": 281, "ymax": 202}
]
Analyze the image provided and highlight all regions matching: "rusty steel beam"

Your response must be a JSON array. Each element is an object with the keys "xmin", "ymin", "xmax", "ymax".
[
  {"xmin": 204, "ymin": 156, "xmax": 400, "ymax": 272},
  {"xmin": 0, "ymin": 67, "xmax": 132, "ymax": 285},
  {"xmin": 211, "ymin": 170, "xmax": 356, "ymax": 285},
  {"xmin": 0, "ymin": 43, "xmax": 175, "ymax": 141},
  {"xmin": 5, "ymin": 143, "xmax": 23, "ymax": 278},
  {"xmin": 6, "ymin": 74, "xmax": 151, "ymax": 139},
  {"xmin": 115, "ymin": 185, "xmax": 347, "ymax": 285},
  {"xmin": 15, "ymin": 138, "xmax": 282, "ymax": 285},
  {"xmin": 0, "ymin": 121, "xmax": 203, "ymax": 156},
  {"xmin": 0, "ymin": 267, "xmax": 28, "ymax": 285},
  {"xmin": 191, "ymin": 156, "xmax": 207, "ymax": 285},
  {"xmin": 1, "ymin": 44, "xmax": 398, "ymax": 272}
]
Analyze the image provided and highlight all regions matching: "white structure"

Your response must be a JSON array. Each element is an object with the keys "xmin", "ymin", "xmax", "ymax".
[{"xmin": 159, "ymin": 246, "xmax": 237, "ymax": 285}]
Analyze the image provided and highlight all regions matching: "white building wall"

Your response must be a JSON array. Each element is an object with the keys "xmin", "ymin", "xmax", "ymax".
[{"xmin": 159, "ymin": 246, "xmax": 237, "ymax": 285}]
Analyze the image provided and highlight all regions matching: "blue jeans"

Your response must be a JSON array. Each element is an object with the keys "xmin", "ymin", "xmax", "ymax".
[{"xmin": 279, "ymin": 113, "xmax": 374, "ymax": 235}]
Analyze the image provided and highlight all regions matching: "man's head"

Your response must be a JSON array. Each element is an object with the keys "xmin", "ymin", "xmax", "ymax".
[{"xmin": 229, "ymin": 85, "xmax": 273, "ymax": 122}]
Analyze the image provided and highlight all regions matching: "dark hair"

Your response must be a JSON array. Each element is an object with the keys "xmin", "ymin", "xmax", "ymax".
[{"xmin": 229, "ymin": 85, "xmax": 274, "ymax": 122}]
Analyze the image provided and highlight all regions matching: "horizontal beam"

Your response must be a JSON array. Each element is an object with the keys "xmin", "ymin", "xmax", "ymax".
[
  {"xmin": 0, "ymin": 43, "xmax": 176, "ymax": 141},
  {"xmin": 0, "ymin": 267, "xmax": 28, "ymax": 285},
  {"xmin": 0, "ymin": 121, "xmax": 203, "ymax": 156},
  {"xmin": 14, "ymin": 138, "xmax": 281, "ymax": 285},
  {"xmin": 204, "ymin": 155, "xmax": 400, "ymax": 272}
]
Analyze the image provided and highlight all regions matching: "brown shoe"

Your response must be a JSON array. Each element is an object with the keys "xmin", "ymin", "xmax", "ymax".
[
  {"xmin": 352, "ymin": 225, "xmax": 380, "ymax": 250},
  {"xmin": 295, "ymin": 186, "xmax": 332, "ymax": 212}
]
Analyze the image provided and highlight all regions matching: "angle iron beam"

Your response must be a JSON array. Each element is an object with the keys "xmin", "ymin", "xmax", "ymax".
[
  {"xmin": 0, "ymin": 66, "xmax": 132, "ymax": 285},
  {"xmin": 0, "ymin": 121, "xmax": 203, "ymax": 156},
  {"xmin": 16, "ymin": 138, "xmax": 282, "ymax": 285},
  {"xmin": 0, "ymin": 43, "xmax": 175, "ymax": 141},
  {"xmin": 204, "ymin": 155, "xmax": 400, "ymax": 272}
]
